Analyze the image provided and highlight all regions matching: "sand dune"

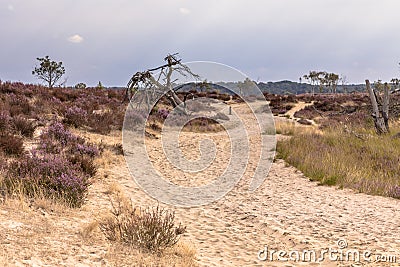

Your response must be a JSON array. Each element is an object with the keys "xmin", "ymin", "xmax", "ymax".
[
  {"xmin": 1, "ymin": 101, "xmax": 399, "ymax": 266},
  {"xmin": 121, "ymin": 102, "xmax": 400, "ymax": 266}
]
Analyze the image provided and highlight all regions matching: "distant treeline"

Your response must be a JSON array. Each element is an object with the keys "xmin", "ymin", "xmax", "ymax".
[
  {"xmin": 110, "ymin": 80, "xmax": 367, "ymax": 95},
  {"xmin": 256, "ymin": 80, "xmax": 366, "ymax": 95},
  {"xmin": 179, "ymin": 80, "xmax": 366, "ymax": 95}
]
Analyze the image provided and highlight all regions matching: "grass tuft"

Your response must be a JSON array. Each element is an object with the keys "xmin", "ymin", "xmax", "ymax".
[{"xmin": 99, "ymin": 195, "xmax": 187, "ymax": 253}]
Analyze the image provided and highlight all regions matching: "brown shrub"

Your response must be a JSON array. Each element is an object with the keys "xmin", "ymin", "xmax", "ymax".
[
  {"xmin": 0, "ymin": 134, "xmax": 24, "ymax": 156},
  {"xmin": 12, "ymin": 116, "xmax": 36, "ymax": 138},
  {"xmin": 99, "ymin": 197, "xmax": 186, "ymax": 253}
]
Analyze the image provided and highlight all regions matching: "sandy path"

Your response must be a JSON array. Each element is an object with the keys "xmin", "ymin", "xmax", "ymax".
[
  {"xmin": 120, "ymin": 102, "xmax": 400, "ymax": 266},
  {"xmin": 285, "ymin": 101, "xmax": 312, "ymax": 120},
  {"xmin": 283, "ymin": 101, "xmax": 318, "ymax": 126}
]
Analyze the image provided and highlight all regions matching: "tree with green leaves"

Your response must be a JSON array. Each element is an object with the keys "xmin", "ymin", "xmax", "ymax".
[
  {"xmin": 303, "ymin": 71, "xmax": 322, "ymax": 94},
  {"xmin": 75, "ymin": 82, "xmax": 87, "ymax": 89},
  {"xmin": 32, "ymin": 56, "xmax": 65, "ymax": 88},
  {"xmin": 303, "ymin": 71, "xmax": 340, "ymax": 94},
  {"xmin": 326, "ymin": 72, "xmax": 339, "ymax": 93}
]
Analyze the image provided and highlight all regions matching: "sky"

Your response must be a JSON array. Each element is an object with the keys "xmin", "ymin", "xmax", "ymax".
[{"xmin": 1, "ymin": 0, "xmax": 400, "ymax": 86}]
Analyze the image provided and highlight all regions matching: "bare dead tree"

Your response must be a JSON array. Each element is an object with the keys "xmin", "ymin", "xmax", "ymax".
[
  {"xmin": 124, "ymin": 54, "xmax": 199, "ymax": 114},
  {"xmin": 366, "ymin": 79, "xmax": 389, "ymax": 134}
]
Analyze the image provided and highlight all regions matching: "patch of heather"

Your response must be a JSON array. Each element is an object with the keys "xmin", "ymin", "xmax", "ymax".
[
  {"xmin": 3, "ymin": 120, "xmax": 100, "ymax": 207},
  {"xmin": 63, "ymin": 106, "xmax": 88, "ymax": 128},
  {"xmin": 5, "ymin": 152, "xmax": 89, "ymax": 207}
]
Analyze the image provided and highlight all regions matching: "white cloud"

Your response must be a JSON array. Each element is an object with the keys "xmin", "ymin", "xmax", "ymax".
[
  {"xmin": 179, "ymin": 7, "xmax": 190, "ymax": 15},
  {"xmin": 7, "ymin": 4, "xmax": 14, "ymax": 11},
  {"xmin": 67, "ymin": 34, "xmax": 84, "ymax": 43}
]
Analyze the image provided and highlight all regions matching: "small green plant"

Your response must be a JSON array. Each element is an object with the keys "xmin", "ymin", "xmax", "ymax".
[{"xmin": 99, "ymin": 196, "xmax": 186, "ymax": 253}]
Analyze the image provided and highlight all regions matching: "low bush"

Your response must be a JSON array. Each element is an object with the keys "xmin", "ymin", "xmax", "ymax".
[
  {"xmin": 123, "ymin": 110, "xmax": 147, "ymax": 131},
  {"xmin": 212, "ymin": 112, "xmax": 229, "ymax": 121},
  {"xmin": 3, "ymin": 122, "xmax": 99, "ymax": 207},
  {"xmin": 8, "ymin": 94, "xmax": 32, "ymax": 117},
  {"xmin": 5, "ymin": 153, "xmax": 89, "ymax": 207},
  {"xmin": 12, "ymin": 116, "xmax": 36, "ymax": 138},
  {"xmin": 111, "ymin": 143, "xmax": 124, "ymax": 155},
  {"xmin": 293, "ymin": 107, "xmax": 319, "ymax": 120},
  {"xmin": 0, "ymin": 134, "xmax": 24, "ymax": 156},
  {"xmin": 0, "ymin": 111, "xmax": 11, "ymax": 133},
  {"xmin": 183, "ymin": 117, "xmax": 224, "ymax": 132},
  {"xmin": 67, "ymin": 155, "xmax": 97, "ymax": 176},
  {"xmin": 63, "ymin": 106, "xmax": 87, "ymax": 128},
  {"xmin": 88, "ymin": 112, "xmax": 114, "ymax": 134},
  {"xmin": 41, "ymin": 121, "xmax": 83, "ymax": 147},
  {"xmin": 99, "ymin": 196, "xmax": 186, "ymax": 253}
]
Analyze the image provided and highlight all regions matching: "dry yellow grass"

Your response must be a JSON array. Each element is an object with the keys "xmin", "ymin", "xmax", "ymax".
[
  {"xmin": 104, "ymin": 241, "xmax": 197, "ymax": 267},
  {"xmin": 80, "ymin": 220, "xmax": 100, "ymax": 240},
  {"xmin": 274, "ymin": 118, "xmax": 320, "ymax": 136},
  {"xmin": 277, "ymin": 123, "xmax": 400, "ymax": 198}
]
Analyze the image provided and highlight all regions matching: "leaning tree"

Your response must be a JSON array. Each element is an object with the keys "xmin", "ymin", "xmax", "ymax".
[{"xmin": 125, "ymin": 54, "xmax": 199, "ymax": 114}]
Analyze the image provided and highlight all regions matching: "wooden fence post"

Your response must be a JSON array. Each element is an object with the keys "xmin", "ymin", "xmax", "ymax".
[
  {"xmin": 365, "ymin": 79, "xmax": 389, "ymax": 134},
  {"xmin": 383, "ymin": 83, "xmax": 390, "ymax": 131}
]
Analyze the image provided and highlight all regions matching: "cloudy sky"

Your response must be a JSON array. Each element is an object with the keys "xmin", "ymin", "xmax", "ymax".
[{"xmin": 1, "ymin": 0, "xmax": 400, "ymax": 86}]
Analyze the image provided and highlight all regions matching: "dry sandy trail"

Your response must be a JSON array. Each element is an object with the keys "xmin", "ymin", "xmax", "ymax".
[{"xmin": 120, "ymin": 102, "xmax": 400, "ymax": 267}]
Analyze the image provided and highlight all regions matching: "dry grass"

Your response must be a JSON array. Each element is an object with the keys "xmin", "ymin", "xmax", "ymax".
[
  {"xmin": 275, "ymin": 120, "xmax": 296, "ymax": 135},
  {"xmin": 96, "ymin": 191, "xmax": 196, "ymax": 265},
  {"xmin": 277, "ymin": 123, "xmax": 400, "ymax": 198},
  {"xmin": 104, "ymin": 241, "xmax": 197, "ymax": 267},
  {"xmin": 104, "ymin": 182, "xmax": 124, "ymax": 196},
  {"xmin": 274, "ymin": 119, "xmax": 320, "ymax": 136},
  {"xmin": 99, "ymin": 193, "xmax": 187, "ymax": 253},
  {"xmin": 80, "ymin": 220, "xmax": 100, "ymax": 240}
]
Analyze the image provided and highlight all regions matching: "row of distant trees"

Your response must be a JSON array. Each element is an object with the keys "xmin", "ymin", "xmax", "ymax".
[
  {"xmin": 301, "ymin": 71, "xmax": 343, "ymax": 94},
  {"xmin": 301, "ymin": 69, "xmax": 400, "ymax": 95}
]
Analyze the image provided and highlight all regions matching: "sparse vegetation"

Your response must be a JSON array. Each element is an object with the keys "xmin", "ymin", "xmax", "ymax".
[
  {"xmin": 2, "ymin": 75, "xmax": 400, "ymax": 266},
  {"xmin": 275, "ymin": 120, "xmax": 296, "ymax": 135},
  {"xmin": 0, "ymin": 134, "xmax": 24, "ymax": 156},
  {"xmin": 99, "ymin": 195, "xmax": 186, "ymax": 253},
  {"xmin": 277, "ymin": 124, "xmax": 400, "ymax": 198},
  {"xmin": 2, "ymin": 122, "xmax": 99, "ymax": 207}
]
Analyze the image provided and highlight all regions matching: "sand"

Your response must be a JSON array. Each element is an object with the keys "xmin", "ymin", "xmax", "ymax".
[
  {"xmin": 121, "ymin": 102, "xmax": 400, "ymax": 266},
  {"xmin": 0, "ymin": 101, "xmax": 399, "ymax": 266}
]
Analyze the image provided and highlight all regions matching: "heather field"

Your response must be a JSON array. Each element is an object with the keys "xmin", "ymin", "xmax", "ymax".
[{"xmin": 0, "ymin": 81, "xmax": 399, "ymax": 266}]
